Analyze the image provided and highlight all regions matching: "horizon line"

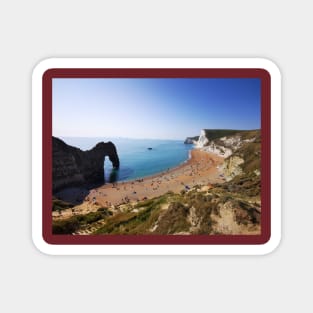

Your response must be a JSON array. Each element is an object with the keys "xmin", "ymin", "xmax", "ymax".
[
  {"xmin": 53, "ymin": 128, "xmax": 260, "ymax": 141},
  {"xmin": 55, "ymin": 135, "xmax": 184, "ymax": 141}
]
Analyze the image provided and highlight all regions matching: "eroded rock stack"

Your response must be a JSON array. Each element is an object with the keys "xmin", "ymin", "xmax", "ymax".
[{"xmin": 52, "ymin": 137, "xmax": 119, "ymax": 192}]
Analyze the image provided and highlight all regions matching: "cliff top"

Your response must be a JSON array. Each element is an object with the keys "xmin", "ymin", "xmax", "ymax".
[{"xmin": 202, "ymin": 129, "xmax": 260, "ymax": 141}]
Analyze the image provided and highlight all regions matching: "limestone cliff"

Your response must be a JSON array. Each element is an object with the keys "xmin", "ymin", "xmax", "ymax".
[
  {"xmin": 195, "ymin": 129, "xmax": 248, "ymax": 157},
  {"xmin": 193, "ymin": 129, "xmax": 260, "ymax": 180},
  {"xmin": 221, "ymin": 156, "xmax": 244, "ymax": 181},
  {"xmin": 184, "ymin": 136, "xmax": 199, "ymax": 144},
  {"xmin": 52, "ymin": 137, "xmax": 120, "ymax": 192},
  {"xmin": 196, "ymin": 129, "xmax": 209, "ymax": 147}
]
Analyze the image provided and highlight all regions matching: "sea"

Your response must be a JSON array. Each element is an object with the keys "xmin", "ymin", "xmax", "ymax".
[{"xmin": 60, "ymin": 137, "xmax": 193, "ymax": 183}]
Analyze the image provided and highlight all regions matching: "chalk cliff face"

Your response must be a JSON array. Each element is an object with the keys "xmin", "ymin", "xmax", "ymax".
[
  {"xmin": 192, "ymin": 129, "xmax": 260, "ymax": 180},
  {"xmin": 196, "ymin": 129, "xmax": 209, "ymax": 147},
  {"xmin": 195, "ymin": 129, "xmax": 257, "ymax": 158},
  {"xmin": 52, "ymin": 137, "xmax": 119, "ymax": 192}
]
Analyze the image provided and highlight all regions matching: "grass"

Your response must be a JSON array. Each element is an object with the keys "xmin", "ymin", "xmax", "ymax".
[
  {"xmin": 214, "ymin": 129, "xmax": 261, "ymax": 178},
  {"xmin": 52, "ymin": 208, "xmax": 112, "ymax": 234},
  {"xmin": 54, "ymin": 174, "xmax": 261, "ymax": 235},
  {"xmin": 202, "ymin": 129, "xmax": 260, "ymax": 141},
  {"xmin": 234, "ymin": 140, "xmax": 261, "ymax": 173},
  {"xmin": 52, "ymin": 129, "xmax": 262, "ymax": 235},
  {"xmin": 52, "ymin": 197, "xmax": 75, "ymax": 211},
  {"xmin": 203, "ymin": 129, "xmax": 242, "ymax": 141},
  {"xmin": 215, "ymin": 172, "xmax": 261, "ymax": 198},
  {"xmin": 94, "ymin": 195, "xmax": 169, "ymax": 234},
  {"xmin": 154, "ymin": 201, "xmax": 190, "ymax": 234}
]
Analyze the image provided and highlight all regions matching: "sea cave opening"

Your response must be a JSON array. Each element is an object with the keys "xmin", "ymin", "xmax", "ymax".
[{"xmin": 104, "ymin": 156, "xmax": 119, "ymax": 183}]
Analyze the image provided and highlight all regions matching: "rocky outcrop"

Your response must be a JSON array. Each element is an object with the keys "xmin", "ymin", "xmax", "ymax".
[
  {"xmin": 52, "ymin": 137, "xmax": 119, "ymax": 192},
  {"xmin": 195, "ymin": 130, "xmax": 209, "ymax": 148},
  {"xmin": 186, "ymin": 129, "xmax": 260, "ymax": 181},
  {"xmin": 194, "ymin": 129, "xmax": 258, "ymax": 158},
  {"xmin": 184, "ymin": 136, "xmax": 199, "ymax": 144},
  {"xmin": 200, "ymin": 141, "xmax": 233, "ymax": 158},
  {"xmin": 221, "ymin": 156, "xmax": 244, "ymax": 181},
  {"xmin": 195, "ymin": 130, "xmax": 237, "ymax": 158}
]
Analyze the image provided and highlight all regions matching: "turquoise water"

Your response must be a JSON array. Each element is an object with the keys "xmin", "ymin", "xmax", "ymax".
[{"xmin": 60, "ymin": 137, "xmax": 193, "ymax": 183}]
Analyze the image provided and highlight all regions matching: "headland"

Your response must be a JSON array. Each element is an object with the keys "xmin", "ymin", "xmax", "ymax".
[{"xmin": 52, "ymin": 129, "xmax": 261, "ymax": 236}]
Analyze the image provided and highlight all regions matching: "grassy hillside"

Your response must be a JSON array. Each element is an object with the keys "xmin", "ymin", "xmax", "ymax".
[
  {"xmin": 92, "ymin": 174, "xmax": 260, "ymax": 235},
  {"xmin": 53, "ymin": 172, "xmax": 261, "ymax": 235},
  {"xmin": 227, "ymin": 130, "xmax": 261, "ymax": 173},
  {"xmin": 52, "ymin": 129, "xmax": 262, "ymax": 235},
  {"xmin": 52, "ymin": 197, "xmax": 75, "ymax": 212},
  {"xmin": 203, "ymin": 129, "xmax": 259, "ymax": 141},
  {"xmin": 52, "ymin": 207, "xmax": 112, "ymax": 234}
]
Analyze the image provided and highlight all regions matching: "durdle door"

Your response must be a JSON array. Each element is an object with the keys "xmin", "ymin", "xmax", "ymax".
[{"xmin": 52, "ymin": 136, "xmax": 119, "ymax": 192}]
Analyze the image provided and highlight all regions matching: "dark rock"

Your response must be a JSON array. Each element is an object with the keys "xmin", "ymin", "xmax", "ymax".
[{"xmin": 52, "ymin": 137, "xmax": 119, "ymax": 192}]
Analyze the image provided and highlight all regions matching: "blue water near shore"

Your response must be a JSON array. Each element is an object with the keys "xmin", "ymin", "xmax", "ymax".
[{"xmin": 60, "ymin": 137, "xmax": 193, "ymax": 183}]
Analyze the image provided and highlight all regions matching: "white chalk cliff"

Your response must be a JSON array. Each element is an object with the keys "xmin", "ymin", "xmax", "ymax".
[
  {"xmin": 195, "ymin": 129, "xmax": 255, "ymax": 159},
  {"xmin": 192, "ymin": 129, "xmax": 258, "ymax": 181},
  {"xmin": 195, "ymin": 130, "xmax": 233, "ymax": 158},
  {"xmin": 195, "ymin": 130, "xmax": 209, "ymax": 148}
]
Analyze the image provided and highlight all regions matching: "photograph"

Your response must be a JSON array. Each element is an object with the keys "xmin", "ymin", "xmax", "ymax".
[{"xmin": 51, "ymin": 76, "xmax": 263, "ymax": 238}]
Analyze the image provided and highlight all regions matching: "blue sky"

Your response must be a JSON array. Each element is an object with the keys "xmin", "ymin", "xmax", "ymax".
[{"xmin": 52, "ymin": 78, "xmax": 261, "ymax": 140}]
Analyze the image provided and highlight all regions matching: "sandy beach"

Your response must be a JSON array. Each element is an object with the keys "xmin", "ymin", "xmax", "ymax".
[{"xmin": 53, "ymin": 149, "xmax": 225, "ymax": 219}]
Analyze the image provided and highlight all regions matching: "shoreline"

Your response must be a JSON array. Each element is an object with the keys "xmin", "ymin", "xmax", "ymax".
[
  {"xmin": 53, "ymin": 148, "xmax": 225, "ymax": 219},
  {"xmin": 117, "ymin": 146, "xmax": 194, "ymax": 185},
  {"xmin": 113, "ymin": 145, "xmax": 195, "ymax": 185}
]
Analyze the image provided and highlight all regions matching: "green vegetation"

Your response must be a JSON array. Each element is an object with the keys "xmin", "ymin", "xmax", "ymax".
[
  {"xmin": 203, "ymin": 129, "xmax": 244, "ymax": 141},
  {"xmin": 52, "ymin": 130, "xmax": 262, "ymax": 235},
  {"xmin": 211, "ymin": 129, "xmax": 261, "ymax": 176},
  {"xmin": 53, "ymin": 174, "xmax": 261, "ymax": 235},
  {"xmin": 94, "ymin": 194, "xmax": 170, "ymax": 234},
  {"xmin": 154, "ymin": 201, "xmax": 190, "ymax": 234},
  {"xmin": 186, "ymin": 136, "xmax": 199, "ymax": 141},
  {"xmin": 215, "ymin": 172, "xmax": 261, "ymax": 198},
  {"xmin": 233, "ymin": 131, "xmax": 261, "ymax": 173},
  {"xmin": 203, "ymin": 129, "xmax": 260, "ymax": 141},
  {"xmin": 90, "ymin": 163, "xmax": 260, "ymax": 234},
  {"xmin": 52, "ymin": 208, "xmax": 112, "ymax": 234},
  {"xmin": 239, "ymin": 129, "xmax": 260, "ymax": 141},
  {"xmin": 92, "ymin": 176, "xmax": 260, "ymax": 235},
  {"xmin": 52, "ymin": 197, "xmax": 75, "ymax": 211}
]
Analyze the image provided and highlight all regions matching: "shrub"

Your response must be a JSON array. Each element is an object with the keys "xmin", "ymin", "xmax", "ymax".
[
  {"xmin": 52, "ymin": 197, "xmax": 74, "ymax": 211},
  {"xmin": 52, "ymin": 217, "xmax": 80, "ymax": 234},
  {"xmin": 52, "ymin": 210, "xmax": 111, "ymax": 234},
  {"xmin": 155, "ymin": 202, "xmax": 190, "ymax": 234}
]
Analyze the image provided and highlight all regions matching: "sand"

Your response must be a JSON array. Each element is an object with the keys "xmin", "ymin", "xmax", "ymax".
[{"xmin": 53, "ymin": 149, "xmax": 225, "ymax": 219}]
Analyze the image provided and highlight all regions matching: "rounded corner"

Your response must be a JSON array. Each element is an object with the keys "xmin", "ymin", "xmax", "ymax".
[
  {"xmin": 32, "ymin": 58, "xmax": 280, "ymax": 256},
  {"xmin": 256, "ymin": 57, "xmax": 282, "ymax": 80},
  {"xmin": 32, "ymin": 58, "xmax": 57, "ymax": 81},
  {"xmin": 259, "ymin": 232, "xmax": 282, "ymax": 255},
  {"xmin": 31, "ymin": 231, "xmax": 55, "ymax": 256}
]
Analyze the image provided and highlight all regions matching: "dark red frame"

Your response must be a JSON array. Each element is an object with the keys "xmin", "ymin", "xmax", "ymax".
[{"xmin": 42, "ymin": 68, "xmax": 271, "ymax": 245}]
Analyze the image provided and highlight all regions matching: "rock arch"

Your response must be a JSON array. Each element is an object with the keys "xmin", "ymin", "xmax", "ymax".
[{"xmin": 52, "ymin": 137, "xmax": 120, "ymax": 192}]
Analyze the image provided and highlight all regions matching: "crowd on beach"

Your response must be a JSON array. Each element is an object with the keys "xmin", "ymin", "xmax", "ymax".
[
  {"xmin": 86, "ymin": 150, "xmax": 224, "ymax": 208},
  {"xmin": 53, "ymin": 149, "xmax": 225, "ymax": 219}
]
